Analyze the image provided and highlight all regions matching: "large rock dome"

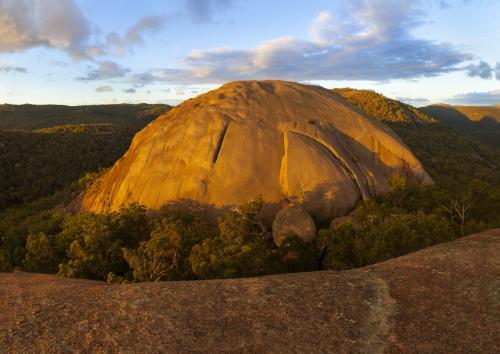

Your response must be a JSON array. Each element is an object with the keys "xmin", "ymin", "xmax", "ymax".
[{"xmin": 80, "ymin": 80, "xmax": 432, "ymax": 222}]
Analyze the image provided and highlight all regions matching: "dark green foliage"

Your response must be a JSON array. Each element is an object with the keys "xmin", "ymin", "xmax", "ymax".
[
  {"xmin": 189, "ymin": 198, "xmax": 272, "ymax": 279},
  {"xmin": 58, "ymin": 204, "xmax": 148, "ymax": 280},
  {"xmin": 124, "ymin": 212, "xmax": 213, "ymax": 281},
  {"xmin": 0, "ymin": 248, "xmax": 13, "ymax": 272},
  {"xmin": 0, "ymin": 103, "xmax": 170, "ymax": 131},
  {"xmin": 318, "ymin": 198, "xmax": 454, "ymax": 270},
  {"xmin": 0, "ymin": 124, "xmax": 134, "ymax": 210}
]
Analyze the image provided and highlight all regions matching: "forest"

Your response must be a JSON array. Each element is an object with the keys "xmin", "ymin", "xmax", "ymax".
[{"xmin": 1, "ymin": 96, "xmax": 499, "ymax": 281}]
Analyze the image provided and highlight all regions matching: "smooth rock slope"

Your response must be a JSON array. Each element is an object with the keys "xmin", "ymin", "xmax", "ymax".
[
  {"xmin": 81, "ymin": 80, "xmax": 432, "ymax": 221},
  {"xmin": 1, "ymin": 229, "xmax": 499, "ymax": 352}
]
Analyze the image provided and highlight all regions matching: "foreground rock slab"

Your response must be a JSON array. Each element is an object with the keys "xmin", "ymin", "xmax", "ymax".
[{"xmin": 1, "ymin": 229, "xmax": 499, "ymax": 353}]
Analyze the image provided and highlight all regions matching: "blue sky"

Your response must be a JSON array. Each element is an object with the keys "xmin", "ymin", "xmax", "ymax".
[{"xmin": 0, "ymin": 0, "xmax": 499, "ymax": 106}]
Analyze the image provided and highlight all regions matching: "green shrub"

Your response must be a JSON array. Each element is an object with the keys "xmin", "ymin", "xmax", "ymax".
[
  {"xmin": 189, "ymin": 198, "xmax": 272, "ymax": 279},
  {"xmin": 0, "ymin": 248, "xmax": 13, "ymax": 272},
  {"xmin": 124, "ymin": 213, "xmax": 212, "ymax": 281}
]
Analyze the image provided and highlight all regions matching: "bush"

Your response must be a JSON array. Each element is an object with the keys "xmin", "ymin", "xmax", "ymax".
[
  {"xmin": 318, "ymin": 203, "xmax": 454, "ymax": 270},
  {"xmin": 189, "ymin": 198, "xmax": 272, "ymax": 279},
  {"xmin": 58, "ymin": 204, "xmax": 148, "ymax": 280},
  {"xmin": 0, "ymin": 248, "xmax": 13, "ymax": 272},
  {"xmin": 124, "ymin": 213, "xmax": 212, "ymax": 281}
]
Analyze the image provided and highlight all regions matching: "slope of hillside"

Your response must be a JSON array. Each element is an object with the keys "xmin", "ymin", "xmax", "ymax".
[
  {"xmin": 0, "ymin": 103, "xmax": 171, "ymax": 131},
  {"xmin": 424, "ymin": 104, "xmax": 500, "ymax": 123},
  {"xmin": 421, "ymin": 104, "xmax": 500, "ymax": 148},
  {"xmin": 1, "ymin": 228, "xmax": 498, "ymax": 353},
  {"xmin": 333, "ymin": 88, "xmax": 436, "ymax": 124},
  {"xmin": 333, "ymin": 88, "xmax": 500, "ymax": 190}
]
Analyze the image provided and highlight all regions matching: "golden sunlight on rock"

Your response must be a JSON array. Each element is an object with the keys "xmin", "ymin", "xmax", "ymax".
[{"xmin": 81, "ymin": 80, "xmax": 432, "ymax": 222}]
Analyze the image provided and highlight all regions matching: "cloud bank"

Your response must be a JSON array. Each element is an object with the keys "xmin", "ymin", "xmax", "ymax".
[
  {"xmin": 77, "ymin": 61, "xmax": 131, "ymax": 81},
  {"xmin": 446, "ymin": 89, "xmax": 500, "ymax": 105},
  {"xmin": 0, "ymin": 0, "xmax": 91, "ymax": 58},
  {"xmin": 0, "ymin": 65, "xmax": 27, "ymax": 73},
  {"xmin": 95, "ymin": 85, "xmax": 113, "ymax": 93},
  {"xmin": 466, "ymin": 61, "xmax": 500, "ymax": 81},
  {"xmin": 0, "ymin": 0, "xmax": 167, "ymax": 59},
  {"xmin": 185, "ymin": 0, "xmax": 237, "ymax": 22},
  {"xmin": 170, "ymin": 0, "xmax": 474, "ymax": 83}
]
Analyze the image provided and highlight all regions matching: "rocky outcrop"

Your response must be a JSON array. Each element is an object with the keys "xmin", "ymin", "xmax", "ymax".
[
  {"xmin": 80, "ymin": 80, "xmax": 432, "ymax": 222},
  {"xmin": 272, "ymin": 205, "xmax": 316, "ymax": 246},
  {"xmin": 1, "ymin": 229, "xmax": 499, "ymax": 352}
]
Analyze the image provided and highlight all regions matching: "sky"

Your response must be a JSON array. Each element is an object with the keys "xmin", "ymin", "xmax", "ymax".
[{"xmin": 0, "ymin": 0, "xmax": 499, "ymax": 106}]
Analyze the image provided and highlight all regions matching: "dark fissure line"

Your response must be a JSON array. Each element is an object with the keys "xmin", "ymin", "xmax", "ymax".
[{"xmin": 212, "ymin": 121, "xmax": 229, "ymax": 164}]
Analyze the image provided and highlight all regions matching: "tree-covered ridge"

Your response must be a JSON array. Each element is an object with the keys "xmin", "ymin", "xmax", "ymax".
[
  {"xmin": 420, "ymin": 104, "xmax": 500, "ymax": 148},
  {"xmin": 435, "ymin": 104, "xmax": 500, "ymax": 122},
  {"xmin": 0, "ymin": 103, "xmax": 171, "ymax": 131},
  {"xmin": 0, "ymin": 124, "xmax": 135, "ymax": 210},
  {"xmin": 333, "ymin": 88, "xmax": 436, "ymax": 124}
]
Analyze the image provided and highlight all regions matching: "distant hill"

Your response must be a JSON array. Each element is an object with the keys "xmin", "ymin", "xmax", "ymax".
[
  {"xmin": 427, "ymin": 104, "xmax": 500, "ymax": 122},
  {"xmin": 333, "ymin": 88, "xmax": 500, "ymax": 192},
  {"xmin": 0, "ymin": 103, "xmax": 171, "ymax": 131},
  {"xmin": 333, "ymin": 88, "xmax": 436, "ymax": 124},
  {"xmin": 1, "ymin": 228, "xmax": 498, "ymax": 353},
  {"xmin": 421, "ymin": 104, "xmax": 500, "ymax": 147}
]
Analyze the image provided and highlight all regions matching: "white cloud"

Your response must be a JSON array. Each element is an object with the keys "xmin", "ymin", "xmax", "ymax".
[
  {"xmin": 446, "ymin": 89, "xmax": 500, "ymax": 105},
  {"xmin": 103, "ymin": 16, "xmax": 166, "ymax": 56},
  {"xmin": 0, "ymin": 0, "xmax": 167, "ymax": 59},
  {"xmin": 77, "ymin": 61, "xmax": 131, "ymax": 81},
  {"xmin": 95, "ymin": 85, "xmax": 113, "ymax": 92},
  {"xmin": 397, "ymin": 97, "xmax": 431, "ymax": 107},
  {"xmin": 0, "ymin": 0, "xmax": 91, "ymax": 57}
]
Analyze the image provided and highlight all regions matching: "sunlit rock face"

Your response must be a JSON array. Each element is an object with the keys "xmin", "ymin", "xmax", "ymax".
[{"xmin": 80, "ymin": 80, "xmax": 432, "ymax": 222}]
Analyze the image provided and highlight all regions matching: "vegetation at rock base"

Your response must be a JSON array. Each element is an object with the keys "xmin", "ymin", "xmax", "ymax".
[{"xmin": 0, "ymin": 98, "xmax": 499, "ymax": 281}]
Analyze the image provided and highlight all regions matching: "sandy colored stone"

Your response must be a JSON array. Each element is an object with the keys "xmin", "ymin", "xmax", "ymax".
[
  {"xmin": 272, "ymin": 205, "xmax": 316, "ymax": 246},
  {"xmin": 1, "ymin": 229, "xmax": 499, "ymax": 353},
  {"xmin": 80, "ymin": 80, "xmax": 433, "ymax": 222}
]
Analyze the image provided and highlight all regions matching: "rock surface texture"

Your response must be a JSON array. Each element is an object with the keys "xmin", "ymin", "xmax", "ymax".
[
  {"xmin": 80, "ymin": 80, "xmax": 432, "ymax": 221},
  {"xmin": 272, "ymin": 205, "xmax": 317, "ymax": 246},
  {"xmin": 1, "ymin": 229, "xmax": 499, "ymax": 352}
]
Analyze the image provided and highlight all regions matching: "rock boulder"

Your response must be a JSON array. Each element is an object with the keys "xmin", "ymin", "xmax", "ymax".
[
  {"xmin": 272, "ymin": 206, "xmax": 316, "ymax": 246},
  {"xmin": 80, "ymin": 80, "xmax": 433, "ymax": 223}
]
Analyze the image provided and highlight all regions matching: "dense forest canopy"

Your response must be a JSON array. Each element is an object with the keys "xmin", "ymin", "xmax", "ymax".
[
  {"xmin": 0, "ymin": 105, "xmax": 171, "ymax": 211},
  {"xmin": 0, "ymin": 96, "xmax": 499, "ymax": 282},
  {"xmin": 0, "ymin": 103, "xmax": 170, "ymax": 131}
]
